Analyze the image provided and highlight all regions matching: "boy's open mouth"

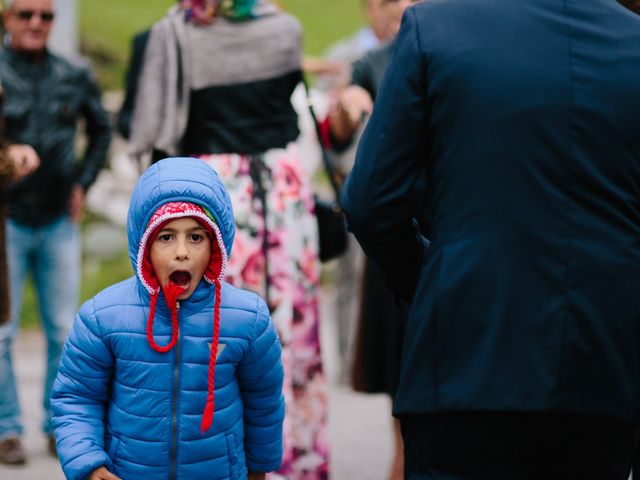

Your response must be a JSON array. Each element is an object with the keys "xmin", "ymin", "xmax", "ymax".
[{"xmin": 169, "ymin": 270, "xmax": 192, "ymax": 287}]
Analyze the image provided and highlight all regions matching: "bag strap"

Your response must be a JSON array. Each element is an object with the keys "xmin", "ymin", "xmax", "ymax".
[{"xmin": 302, "ymin": 79, "xmax": 342, "ymax": 202}]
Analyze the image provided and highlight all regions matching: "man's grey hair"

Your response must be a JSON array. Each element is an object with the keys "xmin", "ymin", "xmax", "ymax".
[{"xmin": 3, "ymin": 0, "xmax": 55, "ymax": 10}]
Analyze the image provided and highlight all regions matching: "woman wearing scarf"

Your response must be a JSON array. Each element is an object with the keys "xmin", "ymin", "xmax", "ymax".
[{"xmin": 130, "ymin": 1, "xmax": 329, "ymax": 478}]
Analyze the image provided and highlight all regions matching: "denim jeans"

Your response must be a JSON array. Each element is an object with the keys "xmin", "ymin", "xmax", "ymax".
[{"xmin": 0, "ymin": 216, "xmax": 79, "ymax": 438}]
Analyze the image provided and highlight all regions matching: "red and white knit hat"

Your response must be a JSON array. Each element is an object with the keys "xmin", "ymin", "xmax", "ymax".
[{"xmin": 137, "ymin": 201, "xmax": 228, "ymax": 432}]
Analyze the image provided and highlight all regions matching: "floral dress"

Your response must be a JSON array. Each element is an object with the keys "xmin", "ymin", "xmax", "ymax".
[{"xmin": 200, "ymin": 143, "xmax": 330, "ymax": 479}]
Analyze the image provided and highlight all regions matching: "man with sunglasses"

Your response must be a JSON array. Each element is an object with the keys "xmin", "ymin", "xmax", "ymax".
[
  {"xmin": 0, "ymin": 0, "xmax": 111, "ymax": 465},
  {"xmin": 343, "ymin": 0, "xmax": 640, "ymax": 478}
]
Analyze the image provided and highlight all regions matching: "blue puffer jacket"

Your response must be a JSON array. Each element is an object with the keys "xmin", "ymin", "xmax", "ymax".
[{"xmin": 51, "ymin": 158, "xmax": 285, "ymax": 480}]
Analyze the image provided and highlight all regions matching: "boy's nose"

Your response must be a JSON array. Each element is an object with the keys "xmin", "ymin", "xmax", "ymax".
[{"xmin": 175, "ymin": 239, "xmax": 190, "ymax": 258}]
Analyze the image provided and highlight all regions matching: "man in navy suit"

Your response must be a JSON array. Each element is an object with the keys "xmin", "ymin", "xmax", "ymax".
[{"xmin": 342, "ymin": 0, "xmax": 640, "ymax": 478}]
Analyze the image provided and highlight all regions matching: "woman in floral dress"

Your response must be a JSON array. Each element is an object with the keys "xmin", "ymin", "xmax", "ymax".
[{"xmin": 130, "ymin": 1, "xmax": 329, "ymax": 478}]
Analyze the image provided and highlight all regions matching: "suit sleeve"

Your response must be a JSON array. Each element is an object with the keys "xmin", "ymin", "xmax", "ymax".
[
  {"xmin": 50, "ymin": 300, "xmax": 115, "ymax": 480},
  {"xmin": 341, "ymin": 8, "xmax": 430, "ymax": 303},
  {"xmin": 237, "ymin": 297, "xmax": 285, "ymax": 472}
]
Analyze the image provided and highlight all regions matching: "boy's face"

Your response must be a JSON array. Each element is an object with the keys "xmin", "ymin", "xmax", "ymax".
[{"xmin": 150, "ymin": 217, "xmax": 212, "ymax": 300}]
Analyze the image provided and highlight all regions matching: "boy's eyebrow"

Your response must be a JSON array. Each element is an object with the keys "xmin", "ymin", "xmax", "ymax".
[{"xmin": 157, "ymin": 225, "xmax": 208, "ymax": 234}]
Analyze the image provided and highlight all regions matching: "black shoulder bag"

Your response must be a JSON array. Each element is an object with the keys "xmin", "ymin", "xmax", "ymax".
[{"xmin": 304, "ymin": 82, "xmax": 348, "ymax": 262}]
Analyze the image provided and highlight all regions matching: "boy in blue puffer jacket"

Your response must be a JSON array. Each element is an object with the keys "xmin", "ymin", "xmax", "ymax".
[{"xmin": 50, "ymin": 157, "xmax": 285, "ymax": 480}]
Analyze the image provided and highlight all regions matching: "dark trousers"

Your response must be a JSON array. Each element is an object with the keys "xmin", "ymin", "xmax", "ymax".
[
  {"xmin": 633, "ymin": 429, "xmax": 640, "ymax": 479},
  {"xmin": 401, "ymin": 412, "xmax": 634, "ymax": 480}
]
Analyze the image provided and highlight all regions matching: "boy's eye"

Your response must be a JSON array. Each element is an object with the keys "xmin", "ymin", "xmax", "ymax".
[
  {"xmin": 190, "ymin": 233, "xmax": 204, "ymax": 242},
  {"xmin": 158, "ymin": 233, "xmax": 173, "ymax": 242}
]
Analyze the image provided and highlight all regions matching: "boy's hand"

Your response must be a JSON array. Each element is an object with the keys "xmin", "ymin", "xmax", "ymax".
[
  {"xmin": 88, "ymin": 466, "xmax": 121, "ymax": 480},
  {"xmin": 247, "ymin": 472, "xmax": 266, "ymax": 480}
]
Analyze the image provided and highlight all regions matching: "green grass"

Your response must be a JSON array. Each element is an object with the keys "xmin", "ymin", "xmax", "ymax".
[
  {"xmin": 79, "ymin": 0, "xmax": 365, "ymax": 89},
  {"xmin": 281, "ymin": 0, "xmax": 365, "ymax": 55},
  {"xmin": 79, "ymin": 0, "xmax": 175, "ymax": 89}
]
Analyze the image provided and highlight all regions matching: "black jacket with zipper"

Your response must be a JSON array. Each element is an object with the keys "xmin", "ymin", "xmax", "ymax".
[{"xmin": 0, "ymin": 47, "xmax": 111, "ymax": 226}]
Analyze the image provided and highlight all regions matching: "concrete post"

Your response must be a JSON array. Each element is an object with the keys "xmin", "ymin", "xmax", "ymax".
[{"xmin": 48, "ymin": 0, "xmax": 79, "ymax": 60}]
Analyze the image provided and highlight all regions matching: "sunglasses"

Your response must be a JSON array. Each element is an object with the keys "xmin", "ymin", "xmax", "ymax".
[{"xmin": 15, "ymin": 10, "xmax": 55, "ymax": 22}]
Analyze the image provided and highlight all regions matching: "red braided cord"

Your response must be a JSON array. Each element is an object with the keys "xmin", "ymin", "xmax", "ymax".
[
  {"xmin": 201, "ymin": 281, "xmax": 221, "ymax": 432},
  {"xmin": 147, "ymin": 285, "xmax": 183, "ymax": 353}
]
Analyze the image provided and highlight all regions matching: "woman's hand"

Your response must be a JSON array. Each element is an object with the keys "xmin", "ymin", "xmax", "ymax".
[
  {"xmin": 7, "ymin": 144, "xmax": 39, "ymax": 180},
  {"xmin": 88, "ymin": 466, "xmax": 122, "ymax": 480}
]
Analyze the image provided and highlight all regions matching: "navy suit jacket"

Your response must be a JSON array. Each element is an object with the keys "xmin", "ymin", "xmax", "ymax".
[{"xmin": 342, "ymin": 0, "xmax": 640, "ymax": 421}]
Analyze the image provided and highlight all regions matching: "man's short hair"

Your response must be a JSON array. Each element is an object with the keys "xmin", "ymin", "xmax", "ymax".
[{"xmin": 3, "ymin": 0, "xmax": 56, "ymax": 9}]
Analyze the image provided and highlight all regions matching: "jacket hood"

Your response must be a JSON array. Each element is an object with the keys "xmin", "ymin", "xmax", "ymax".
[{"xmin": 127, "ymin": 157, "xmax": 235, "ymax": 289}]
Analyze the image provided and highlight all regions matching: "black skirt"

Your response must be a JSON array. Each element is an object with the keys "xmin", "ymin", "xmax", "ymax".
[{"xmin": 351, "ymin": 258, "xmax": 407, "ymax": 397}]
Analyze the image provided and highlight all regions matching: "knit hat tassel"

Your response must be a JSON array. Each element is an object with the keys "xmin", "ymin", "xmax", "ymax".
[
  {"xmin": 201, "ymin": 281, "xmax": 222, "ymax": 432},
  {"xmin": 147, "ymin": 282, "xmax": 186, "ymax": 353}
]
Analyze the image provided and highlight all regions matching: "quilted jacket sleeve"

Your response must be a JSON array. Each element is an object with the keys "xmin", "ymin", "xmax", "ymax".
[
  {"xmin": 50, "ymin": 299, "xmax": 115, "ymax": 480},
  {"xmin": 237, "ymin": 297, "xmax": 285, "ymax": 473}
]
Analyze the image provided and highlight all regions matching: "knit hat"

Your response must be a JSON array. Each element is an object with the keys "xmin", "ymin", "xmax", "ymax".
[{"xmin": 137, "ymin": 201, "xmax": 228, "ymax": 432}]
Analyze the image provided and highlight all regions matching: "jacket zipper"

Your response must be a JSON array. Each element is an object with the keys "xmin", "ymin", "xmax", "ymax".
[
  {"xmin": 170, "ymin": 302, "xmax": 181, "ymax": 480},
  {"xmin": 33, "ymin": 65, "xmax": 42, "ymax": 148}
]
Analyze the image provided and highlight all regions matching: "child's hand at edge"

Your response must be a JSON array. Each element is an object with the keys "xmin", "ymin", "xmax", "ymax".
[
  {"xmin": 88, "ymin": 466, "xmax": 122, "ymax": 480},
  {"xmin": 247, "ymin": 472, "xmax": 266, "ymax": 480}
]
